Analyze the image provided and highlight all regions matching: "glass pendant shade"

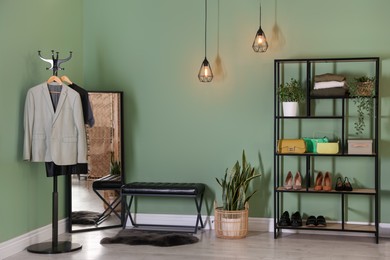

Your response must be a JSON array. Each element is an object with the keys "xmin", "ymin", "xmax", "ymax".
[
  {"xmin": 252, "ymin": 26, "xmax": 268, "ymax": 52},
  {"xmin": 198, "ymin": 57, "xmax": 213, "ymax": 82}
]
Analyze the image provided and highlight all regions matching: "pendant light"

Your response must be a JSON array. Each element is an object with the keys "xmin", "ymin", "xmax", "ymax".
[
  {"xmin": 198, "ymin": 0, "xmax": 213, "ymax": 82},
  {"xmin": 252, "ymin": 2, "xmax": 268, "ymax": 53}
]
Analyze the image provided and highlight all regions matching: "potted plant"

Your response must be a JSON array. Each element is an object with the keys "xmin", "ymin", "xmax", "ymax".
[
  {"xmin": 278, "ymin": 78, "xmax": 305, "ymax": 116},
  {"xmin": 214, "ymin": 150, "xmax": 261, "ymax": 239},
  {"xmin": 349, "ymin": 76, "xmax": 375, "ymax": 135},
  {"xmin": 105, "ymin": 152, "xmax": 121, "ymax": 212},
  {"xmin": 110, "ymin": 152, "xmax": 121, "ymax": 175}
]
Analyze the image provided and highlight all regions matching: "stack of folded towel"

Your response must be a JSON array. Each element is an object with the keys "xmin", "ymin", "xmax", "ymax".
[{"xmin": 311, "ymin": 73, "xmax": 348, "ymax": 97}]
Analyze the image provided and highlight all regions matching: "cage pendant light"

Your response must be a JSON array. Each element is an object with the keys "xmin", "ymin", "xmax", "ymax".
[
  {"xmin": 252, "ymin": 2, "xmax": 268, "ymax": 53},
  {"xmin": 198, "ymin": 0, "xmax": 213, "ymax": 82}
]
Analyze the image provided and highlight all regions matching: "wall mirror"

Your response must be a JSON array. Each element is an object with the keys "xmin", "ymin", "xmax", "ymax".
[{"xmin": 68, "ymin": 91, "xmax": 124, "ymax": 232}]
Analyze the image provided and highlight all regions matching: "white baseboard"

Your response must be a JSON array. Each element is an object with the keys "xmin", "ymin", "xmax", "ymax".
[
  {"xmin": 127, "ymin": 213, "xmax": 390, "ymax": 238},
  {"xmin": 0, "ymin": 219, "xmax": 67, "ymax": 260},
  {"xmin": 125, "ymin": 213, "xmax": 214, "ymax": 230},
  {"xmin": 2, "ymin": 215, "xmax": 390, "ymax": 259}
]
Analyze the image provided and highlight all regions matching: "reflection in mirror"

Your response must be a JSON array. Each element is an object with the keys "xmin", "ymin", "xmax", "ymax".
[{"xmin": 68, "ymin": 91, "xmax": 124, "ymax": 232}]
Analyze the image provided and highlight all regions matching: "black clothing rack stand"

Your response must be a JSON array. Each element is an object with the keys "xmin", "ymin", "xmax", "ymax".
[
  {"xmin": 38, "ymin": 50, "xmax": 72, "ymax": 76},
  {"xmin": 27, "ymin": 50, "xmax": 82, "ymax": 254}
]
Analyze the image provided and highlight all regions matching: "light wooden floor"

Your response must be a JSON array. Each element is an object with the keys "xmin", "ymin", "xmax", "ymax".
[{"xmin": 4, "ymin": 229, "xmax": 390, "ymax": 260}]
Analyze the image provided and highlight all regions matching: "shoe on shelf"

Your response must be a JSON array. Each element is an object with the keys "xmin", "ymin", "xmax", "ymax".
[
  {"xmin": 306, "ymin": 215, "xmax": 317, "ymax": 226},
  {"xmin": 291, "ymin": 211, "xmax": 302, "ymax": 227},
  {"xmin": 323, "ymin": 172, "xmax": 332, "ymax": 191},
  {"xmin": 343, "ymin": 177, "xmax": 353, "ymax": 191},
  {"xmin": 316, "ymin": 215, "xmax": 327, "ymax": 227},
  {"xmin": 284, "ymin": 171, "xmax": 293, "ymax": 190},
  {"xmin": 335, "ymin": 176, "xmax": 344, "ymax": 191},
  {"xmin": 278, "ymin": 211, "xmax": 291, "ymax": 226},
  {"xmin": 293, "ymin": 171, "xmax": 302, "ymax": 190},
  {"xmin": 314, "ymin": 171, "xmax": 323, "ymax": 191}
]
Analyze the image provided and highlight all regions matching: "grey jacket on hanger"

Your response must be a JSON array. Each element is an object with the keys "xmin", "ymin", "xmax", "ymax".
[{"xmin": 23, "ymin": 82, "xmax": 87, "ymax": 165}]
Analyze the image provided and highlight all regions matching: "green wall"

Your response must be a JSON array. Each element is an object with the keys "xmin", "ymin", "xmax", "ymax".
[
  {"xmin": 83, "ymin": 0, "xmax": 390, "ymax": 218},
  {"xmin": 1, "ymin": 0, "xmax": 390, "ymax": 243},
  {"xmin": 0, "ymin": 0, "xmax": 83, "ymax": 242}
]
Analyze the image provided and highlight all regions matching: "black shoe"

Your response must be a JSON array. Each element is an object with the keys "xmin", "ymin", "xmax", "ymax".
[
  {"xmin": 343, "ymin": 177, "xmax": 353, "ymax": 191},
  {"xmin": 335, "ymin": 177, "xmax": 344, "ymax": 191},
  {"xmin": 306, "ymin": 215, "xmax": 317, "ymax": 226},
  {"xmin": 316, "ymin": 215, "xmax": 327, "ymax": 227},
  {"xmin": 291, "ymin": 211, "xmax": 302, "ymax": 227},
  {"xmin": 278, "ymin": 211, "xmax": 291, "ymax": 226}
]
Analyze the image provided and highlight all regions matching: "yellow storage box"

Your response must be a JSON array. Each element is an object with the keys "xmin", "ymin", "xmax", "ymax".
[{"xmin": 317, "ymin": 142, "xmax": 339, "ymax": 154}]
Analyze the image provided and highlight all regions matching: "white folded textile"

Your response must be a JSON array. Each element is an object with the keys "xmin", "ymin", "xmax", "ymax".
[{"xmin": 314, "ymin": 81, "xmax": 346, "ymax": 89}]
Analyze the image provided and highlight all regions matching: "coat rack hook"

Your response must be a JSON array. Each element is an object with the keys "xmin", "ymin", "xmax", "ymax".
[{"xmin": 38, "ymin": 50, "xmax": 73, "ymax": 76}]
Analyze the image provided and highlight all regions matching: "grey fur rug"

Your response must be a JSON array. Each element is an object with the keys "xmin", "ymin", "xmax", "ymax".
[
  {"xmin": 71, "ymin": 211, "xmax": 100, "ymax": 225},
  {"xmin": 100, "ymin": 229, "xmax": 199, "ymax": 247}
]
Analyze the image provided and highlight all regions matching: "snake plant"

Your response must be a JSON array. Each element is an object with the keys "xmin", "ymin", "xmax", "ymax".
[
  {"xmin": 215, "ymin": 150, "xmax": 261, "ymax": 211},
  {"xmin": 110, "ymin": 152, "xmax": 121, "ymax": 175}
]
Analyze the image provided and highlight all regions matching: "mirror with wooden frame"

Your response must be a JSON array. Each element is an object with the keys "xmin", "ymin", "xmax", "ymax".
[{"xmin": 67, "ymin": 91, "xmax": 124, "ymax": 232}]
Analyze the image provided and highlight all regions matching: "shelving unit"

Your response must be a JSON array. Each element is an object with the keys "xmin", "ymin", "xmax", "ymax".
[{"xmin": 273, "ymin": 57, "xmax": 379, "ymax": 243}]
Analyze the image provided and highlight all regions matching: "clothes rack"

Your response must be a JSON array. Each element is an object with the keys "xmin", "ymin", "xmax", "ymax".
[
  {"xmin": 38, "ymin": 50, "xmax": 72, "ymax": 76},
  {"xmin": 26, "ymin": 50, "xmax": 82, "ymax": 254}
]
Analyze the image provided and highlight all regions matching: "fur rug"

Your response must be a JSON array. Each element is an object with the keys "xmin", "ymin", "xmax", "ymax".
[
  {"xmin": 71, "ymin": 211, "xmax": 101, "ymax": 225},
  {"xmin": 100, "ymin": 229, "xmax": 199, "ymax": 247}
]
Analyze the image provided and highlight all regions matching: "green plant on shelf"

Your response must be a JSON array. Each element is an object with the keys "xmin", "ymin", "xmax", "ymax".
[
  {"xmin": 349, "ymin": 76, "xmax": 375, "ymax": 136},
  {"xmin": 278, "ymin": 78, "xmax": 305, "ymax": 103}
]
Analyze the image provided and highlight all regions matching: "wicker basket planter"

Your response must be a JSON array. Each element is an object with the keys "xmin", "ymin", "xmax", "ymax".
[
  {"xmin": 214, "ymin": 204, "xmax": 248, "ymax": 239},
  {"xmin": 214, "ymin": 151, "xmax": 260, "ymax": 239},
  {"xmin": 356, "ymin": 81, "xmax": 374, "ymax": 96}
]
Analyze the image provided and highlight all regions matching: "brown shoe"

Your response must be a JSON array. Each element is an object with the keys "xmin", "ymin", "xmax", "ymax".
[
  {"xmin": 284, "ymin": 171, "xmax": 293, "ymax": 190},
  {"xmin": 314, "ymin": 172, "xmax": 323, "ymax": 191},
  {"xmin": 293, "ymin": 171, "xmax": 302, "ymax": 190},
  {"xmin": 323, "ymin": 172, "xmax": 332, "ymax": 191}
]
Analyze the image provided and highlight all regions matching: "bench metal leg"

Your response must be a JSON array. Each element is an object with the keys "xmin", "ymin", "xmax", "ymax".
[
  {"xmin": 127, "ymin": 196, "xmax": 138, "ymax": 227},
  {"xmin": 123, "ymin": 195, "xmax": 137, "ymax": 228},
  {"xmin": 194, "ymin": 193, "xmax": 205, "ymax": 232},
  {"xmin": 93, "ymin": 189, "xmax": 122, "ymax": 225},
  {"xmin": 123, "ymin": 193, "xmax": 205, "ymax": 233}
]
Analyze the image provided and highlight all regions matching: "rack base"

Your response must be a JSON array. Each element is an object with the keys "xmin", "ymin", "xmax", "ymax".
[{"xmin": 27, "ymin": 241, "xmax": 82, "ymax": 254}]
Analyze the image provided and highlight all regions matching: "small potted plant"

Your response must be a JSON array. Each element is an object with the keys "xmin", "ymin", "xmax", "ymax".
[
  {"xmin": 214, "ymin": 150, "xmax": 261, "ymax": 239},
  {"xmin": 278, "ymin": 78, "xmax": 305, "ymax": 116},
  {"xmin": 347, "ymin": 76, "xmax": 375, "ymax": 155},
  {"xmin": 103, "ymin": 152, "xmax": 122, "ymax": 212},
  {"xmin": 349, "ymin": 76, "xmax": 375, "ymax": 135},
  {"xmin": 110, "ymin": 152, "xmax": 121, "ymax": 176}
]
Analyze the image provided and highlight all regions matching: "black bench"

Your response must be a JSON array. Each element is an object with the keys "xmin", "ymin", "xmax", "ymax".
[
  {"xmin": 92, "ymin": 174, "xmax": 122, "ymax": 225},
  {"xmin": 121, "ymin": 182, "xmax": 205, "ymax": 233}
]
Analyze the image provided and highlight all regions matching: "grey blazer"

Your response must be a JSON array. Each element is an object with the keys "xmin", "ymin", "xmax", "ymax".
[{"xmin": 23, "ymin": 82, "xmax": 87, "ymax": 165}]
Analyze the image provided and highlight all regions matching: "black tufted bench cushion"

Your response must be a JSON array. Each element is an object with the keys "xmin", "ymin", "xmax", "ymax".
[
  {"xmin": 121, "ymin": 182, "xmax": 205, "ymax": 233},
  {"xmin": 93, "ymin": 174, "xmax": 122, "ymax": 190},
  {"xmin": 122, "ymin": 182, "xmax": 205, "ymax": 196}
]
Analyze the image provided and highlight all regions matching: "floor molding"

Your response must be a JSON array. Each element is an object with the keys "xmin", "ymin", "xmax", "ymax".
[
  {"xmin": 0, "ymin": 219, "xmax": 67, "ymax": 259},
  {"xmin": 128, "ymin": 213, "xmax": 390, "ymax": 238},
  {"xmin": 2, "ymin": 215, "xmax": 389, "ymax": 258},
  {"xmin": 124, "ymin": 214, "xmax": 271, "ymax": 231}
]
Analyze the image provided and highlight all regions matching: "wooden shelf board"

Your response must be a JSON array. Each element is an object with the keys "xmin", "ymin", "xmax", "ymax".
[
  {"xmin": 276, "ymin": 187, "xmax": 376, "ymax": 194},
  {"xmin": 275, "ymin": 152, "xmax": 377, "ymax": 157},
  {"xmin": 276, "ymin": 223, "xmax": 376, "ymax": 233}
]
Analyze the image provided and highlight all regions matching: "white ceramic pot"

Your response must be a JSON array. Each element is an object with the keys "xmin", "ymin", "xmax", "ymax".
[{"xmin": 282, "ymin": 102, "xmax": 299, "ymax": 117}]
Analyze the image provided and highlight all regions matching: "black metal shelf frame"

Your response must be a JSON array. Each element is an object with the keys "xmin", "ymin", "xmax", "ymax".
[{"xmin": 273, "ymin": 57, "xmax": 380, "ymax": 243}]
